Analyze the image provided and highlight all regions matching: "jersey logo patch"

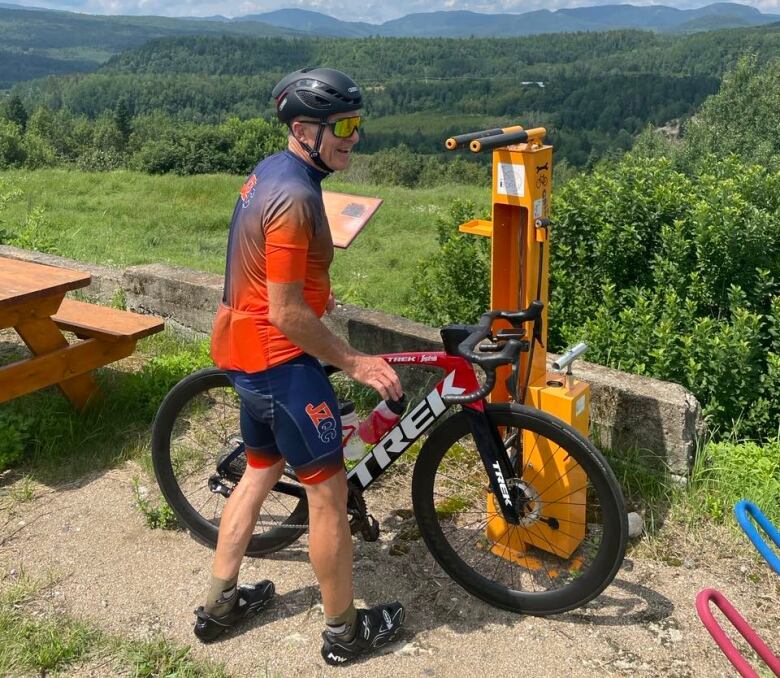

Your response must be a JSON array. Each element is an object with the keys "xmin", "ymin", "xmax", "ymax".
[{"xmin": 240, "ymin": 174, "xmax": 257, "ymax": 208}]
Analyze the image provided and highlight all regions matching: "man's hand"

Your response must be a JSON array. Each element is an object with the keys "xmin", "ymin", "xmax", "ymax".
[
  {"xmin": 326, "ymin": 290, "xmax": 336, "ymax": 314},
  {"xmin": 345, "ymin": 354, "xmax": 403, "ymax": 402}
]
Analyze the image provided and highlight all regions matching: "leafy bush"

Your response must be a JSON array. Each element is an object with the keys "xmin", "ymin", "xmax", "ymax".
[
  {"xmin": 681, "ymin": 55, "xmax": 780, "ymax": 172},
  {"xmin": 0, "ymin": 410, "xmax": 34, "ymax": 471},
  {"xmin": 552, "ymin": 152, "xmax": 780, "ymax": 439},
  {"xmin": 10, "ymin": 206, "xmax": 58, "ymax": 254},
  {"xmin": 406, "ymin": 199, "xmax": 490, "ymax": 325},
  {"xmin": 0, "ymin": 119, "xmax": 25, "ymax": 168}
]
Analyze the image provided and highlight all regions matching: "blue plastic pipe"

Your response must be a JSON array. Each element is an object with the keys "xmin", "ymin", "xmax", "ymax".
[{"xmin": 734, "ymin": 500, "xmax": 780, "ymax": 575}]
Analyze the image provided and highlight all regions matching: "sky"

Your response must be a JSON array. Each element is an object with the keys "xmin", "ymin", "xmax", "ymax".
[{"xmin": 4, "ymin": 0, "xmax": 779, "ymax": 23}]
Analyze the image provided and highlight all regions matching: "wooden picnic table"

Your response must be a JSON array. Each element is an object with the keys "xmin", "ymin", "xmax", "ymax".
[{"xmin": 0, "ymin": 257, "xmax": 163, "ymax": 409}]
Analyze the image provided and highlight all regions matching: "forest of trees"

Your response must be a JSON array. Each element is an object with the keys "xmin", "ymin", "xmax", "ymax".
[{"xmin": 2, "ymin": 25, "xmax": 780, "ymax": 171}]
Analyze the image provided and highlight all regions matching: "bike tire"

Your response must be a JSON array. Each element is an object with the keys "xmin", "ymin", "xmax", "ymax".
[
  {"xmin": 151, "ymin": 367, "xmax": 309, "ymax": 556},
  {"xmin": 412, "ymin": 403, "xmax": 627, "ymax": 615}
]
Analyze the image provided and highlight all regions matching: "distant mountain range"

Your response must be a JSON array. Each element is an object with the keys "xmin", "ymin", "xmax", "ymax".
[
  {"xmin": 1, "ymin": 2, "xmax": 778, "ymax": 88},
  {"xmin": 243, "ymin": 4, "xmax": 780, "ymax": 37}
]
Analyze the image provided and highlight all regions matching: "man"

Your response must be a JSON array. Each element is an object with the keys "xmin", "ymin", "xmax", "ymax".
[{"xmin": 195, "ymin": 67, "xmax": 405, "ymax": 666}]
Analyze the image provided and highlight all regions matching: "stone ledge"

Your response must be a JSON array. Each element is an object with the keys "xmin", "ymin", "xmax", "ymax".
[{"xmin": 1, "ymin": 250, "xmax": 703, "ymax": 475}]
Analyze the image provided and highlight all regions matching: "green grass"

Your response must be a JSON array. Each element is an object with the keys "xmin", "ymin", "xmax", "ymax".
[
  {"xmin": 0, "ymin": 168, "xmax": 487, "ymax": 316},
  {"xmin": 0, "ymin": 328, "xmax": 211, "ymax": 481},
  {"xmin": 0, "ymin": 572, "xmax": 230, "ymax": 677},
  {"xmin": 687, "ymin": 439, "xmax": 780, "ymax": 526}
]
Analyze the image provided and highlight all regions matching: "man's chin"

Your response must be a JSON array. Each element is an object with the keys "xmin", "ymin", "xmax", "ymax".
[{"xmin": 331, "ymin": 155, "xmax": 351, "ymax": 171}]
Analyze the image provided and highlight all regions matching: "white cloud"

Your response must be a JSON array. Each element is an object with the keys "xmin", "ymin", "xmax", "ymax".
[{"xmin": 6, "ymin": 0, "xmax": 780, "ymax": 22}]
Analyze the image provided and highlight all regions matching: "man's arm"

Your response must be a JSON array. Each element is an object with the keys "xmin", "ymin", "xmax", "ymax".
[{"xmin": 267, "ymin": 280, "xmax": 402, "ymax": 401}]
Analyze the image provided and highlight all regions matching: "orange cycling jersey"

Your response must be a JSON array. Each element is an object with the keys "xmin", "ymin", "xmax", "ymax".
[{"xmin": 211, "ymin": 150, "xmax": 333, "ymax": 372}]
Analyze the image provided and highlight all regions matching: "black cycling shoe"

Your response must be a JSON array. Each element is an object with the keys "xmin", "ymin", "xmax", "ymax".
[
  {"xmin": 193, "ymin": 580, "xmax": 275, "ymax": 643},
  {"xmin": 321, "ymin": 602, "xmax": 405, "ymax": 666}
]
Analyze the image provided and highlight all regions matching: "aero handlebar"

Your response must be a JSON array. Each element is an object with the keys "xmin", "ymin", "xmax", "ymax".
[
  {"xmin": 445, "ymin": 126, "xmax": 547, "ymax": 154},
  {"xmin": 470, "ymin": 127, "xmax": 547, "ymax": 153},
  {"xmin": 445, "ymin": 125, "xmax": 524, "ymax": 151},
  {"xmin": 443, "ymin": 301, "xmax": 545, "ymax": 405}
]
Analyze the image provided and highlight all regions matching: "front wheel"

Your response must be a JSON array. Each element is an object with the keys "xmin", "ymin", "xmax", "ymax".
[
  {"xmin": 151, "ymin": 368, "xmax": 309, "ymax": 556},
  {"xmin": 412, "ymin": 403, "xmax": 627, "ymax": 615}
]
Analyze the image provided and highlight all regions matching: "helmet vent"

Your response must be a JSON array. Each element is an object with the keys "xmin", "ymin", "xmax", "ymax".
[
  {"xmin": 298, "ymin": 90, "xmax": 331, "ymax": 110},
  {"xmin": 324, "ymin": 87, "xmax": 347, "ymax": 102}
]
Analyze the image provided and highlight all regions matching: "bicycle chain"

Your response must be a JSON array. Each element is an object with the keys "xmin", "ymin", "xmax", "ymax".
[{"xmin": 250, "ymin": 483, "xmax": 377, "ymax": 537}]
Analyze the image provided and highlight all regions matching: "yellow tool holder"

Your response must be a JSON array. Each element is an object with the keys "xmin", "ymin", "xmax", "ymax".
[{"xmin": 445, "ymin": 125, "xmax": 590, "ymax": 565}]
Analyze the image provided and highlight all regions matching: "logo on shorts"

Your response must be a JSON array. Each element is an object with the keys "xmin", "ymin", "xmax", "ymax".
[{"xmin": 305, "ymin": 401, "xmax": 338, "ymax": 444}]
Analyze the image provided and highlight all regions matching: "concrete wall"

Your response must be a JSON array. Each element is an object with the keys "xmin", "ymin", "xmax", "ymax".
[{"xmin": 1, "ymin": 246, "xmax": 703, "ymax": 475}]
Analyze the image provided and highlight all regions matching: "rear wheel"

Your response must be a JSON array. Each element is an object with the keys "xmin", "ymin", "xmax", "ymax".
[
  {"xmin": 412, "ymin": 403, "xmax": 627, "ymax": 614},
  {"xmin": 151, "ymin": 368, "xmax": 308, "ymax": 556}
]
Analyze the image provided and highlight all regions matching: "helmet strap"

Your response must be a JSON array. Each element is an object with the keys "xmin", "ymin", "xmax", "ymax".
[{"xmin": 293, "ymin": 122, "xmax": 334, "ymax": 174}]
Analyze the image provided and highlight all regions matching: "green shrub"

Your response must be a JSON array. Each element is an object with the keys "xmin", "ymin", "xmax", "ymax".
[
  {"xmin": 406, "ymin": 199, "xmax": 490, "ymax": 325},
  {"xmin": 681, "ymin": 55, "xmax": 780, "ymax": 172},
  {"xmin": 21, "ymin": 133, "xmax": 56, "ymax": 169},
  {"xmin": 550, "ymin": 150, "xmax": 780, "ymax": 439},
  {"xmin": 11, "ymin": 206, "xmax": 58, "ymax": 254},
  {"xmin": 124, "ymin": 341, "xmax": 212, "ymax": 419},
  {"xmin": 131, "ymin": 476, "xmax": 178, "ymax": 530},
  {"xmin": 690, "ymin": 440, "xmax": 780, "ymax": 525},
  {"xmin": 365, "ymin": 144, "xmax": 422, "ymax": 188},
  {"xmin": 0, "ymin": 410, "xmax": 33, "ymax": 471},
  {"xmin": 0, "ymin": 119, "xmax": 25, "ymax": 168}
]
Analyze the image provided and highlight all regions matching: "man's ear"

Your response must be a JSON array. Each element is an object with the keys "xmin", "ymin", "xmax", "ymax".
[{"xmin": 290, "ymin": 120, "xmax": 306, "ymax": 143}]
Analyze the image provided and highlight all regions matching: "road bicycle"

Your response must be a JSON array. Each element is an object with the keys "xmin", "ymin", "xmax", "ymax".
[{"xmin": 151, "ymin": 303, "xmax": 627, "ymax": 615}]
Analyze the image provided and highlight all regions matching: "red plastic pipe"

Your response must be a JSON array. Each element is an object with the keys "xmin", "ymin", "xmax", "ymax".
[{"xmin": 695, "ymin": 588, "xmax": 780, "ymax": 677}]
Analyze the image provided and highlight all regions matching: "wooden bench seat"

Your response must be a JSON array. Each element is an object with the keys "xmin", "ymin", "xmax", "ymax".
[{"xmin": 53, "ymin": 298, "xmax": 164, "ymax": 342}]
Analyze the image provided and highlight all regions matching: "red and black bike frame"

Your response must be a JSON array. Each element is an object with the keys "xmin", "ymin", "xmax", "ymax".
[{"xmin": 338, "ymin": 351, "xmax": 522, "ymax": 525}]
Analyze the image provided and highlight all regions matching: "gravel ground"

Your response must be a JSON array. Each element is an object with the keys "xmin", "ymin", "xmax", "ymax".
[{"xmin": 1, "ymin": 462, "xmax": 778, "ymax": 678}]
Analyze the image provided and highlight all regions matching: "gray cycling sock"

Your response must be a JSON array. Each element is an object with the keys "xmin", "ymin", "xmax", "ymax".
[
  {"xmin": 204, "ymin": 575, "xmax": 238, "ymax": 617},
  {"xmin": 325, "ymin": 601, "xmax": 358, "ymax": 641}
]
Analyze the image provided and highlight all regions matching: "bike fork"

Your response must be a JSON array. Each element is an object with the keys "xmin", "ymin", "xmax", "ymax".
[{"xmin": 465, "ymin": 409, "xmax": 522, "ymax": 524}]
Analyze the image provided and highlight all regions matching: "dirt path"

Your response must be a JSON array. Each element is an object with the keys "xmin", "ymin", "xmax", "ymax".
[{"xmin": 2, "ymin": 463, "xmax": 778, "ymax": 677}]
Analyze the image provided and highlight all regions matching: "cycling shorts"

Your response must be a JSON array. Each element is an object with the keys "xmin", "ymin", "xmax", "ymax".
[{"xmin": 226, "ymin": 354, "xmax": 344, "ymax": 485}]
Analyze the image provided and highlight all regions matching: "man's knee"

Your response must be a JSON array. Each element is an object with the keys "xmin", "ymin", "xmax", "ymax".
[{"xmin": 305, "ymin": 471, "xmax": 348, "ymax": 514}]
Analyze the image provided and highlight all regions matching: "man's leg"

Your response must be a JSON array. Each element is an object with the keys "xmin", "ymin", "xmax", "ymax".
[
  {"xmin": 212, "ymin": 457, "xmax": 285, "ymax": 581},
  {"xmin": 194, "ymin": 457, "xmax": 283, "ymax": 642},
  {"xmin": 308, "ymin": 468, "xmax": 405, "ymax": 665},
  {"xmin": 304, "ymin": 469, "xmax": 353, "ymax": 617}
]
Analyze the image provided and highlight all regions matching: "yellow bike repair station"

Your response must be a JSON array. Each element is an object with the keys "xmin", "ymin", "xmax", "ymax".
[{"xmin": 446, "ymin": 126, "xmax": 590, "ymax": 568}]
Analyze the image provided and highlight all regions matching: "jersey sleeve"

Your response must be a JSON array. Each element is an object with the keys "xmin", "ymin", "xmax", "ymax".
[{"xmin": 264, "ymin": 193, "xmax": 314, "ymax": 284}]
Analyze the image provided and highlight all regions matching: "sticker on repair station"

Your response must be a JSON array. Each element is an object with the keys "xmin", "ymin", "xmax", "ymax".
[
  {"xmin": 534, "ymin": 198, "xmax": 544, "ymax": 219},
  {"xmin": 497, "ymin": 163, "xmax": 525, "ymax": 197}
]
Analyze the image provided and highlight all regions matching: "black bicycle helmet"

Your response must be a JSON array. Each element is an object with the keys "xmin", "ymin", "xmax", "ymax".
[
  {"xmin": 272, "ymin": 67, "xmax": 362, "ymax": 173},
  {"xmin": 272, "ymin": 67, "xmax": 362, "ymax": 124}
]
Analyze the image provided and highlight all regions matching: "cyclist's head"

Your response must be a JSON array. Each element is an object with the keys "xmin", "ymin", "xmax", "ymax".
[
  {"xmin": 272, "ymin": 67, "xmax": 362, "ymax": 172},
  {"xmin": 272, "ymin": 67, "xmax": 362, "ymax": 124}
]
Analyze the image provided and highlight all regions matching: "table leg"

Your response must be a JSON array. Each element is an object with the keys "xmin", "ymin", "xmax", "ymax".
[{"xmin": 15, "ymin": 317, "xmax": 100, "ymax": 409}]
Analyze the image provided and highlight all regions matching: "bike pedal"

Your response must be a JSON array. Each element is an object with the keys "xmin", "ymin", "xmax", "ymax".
[
  {"xmin": 360, "ymin": 515, "xmax": 380, "ymax": 542},
  {"xmin": 207, "ymin": 475, "xmax": 233, "ymax": 498}
]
